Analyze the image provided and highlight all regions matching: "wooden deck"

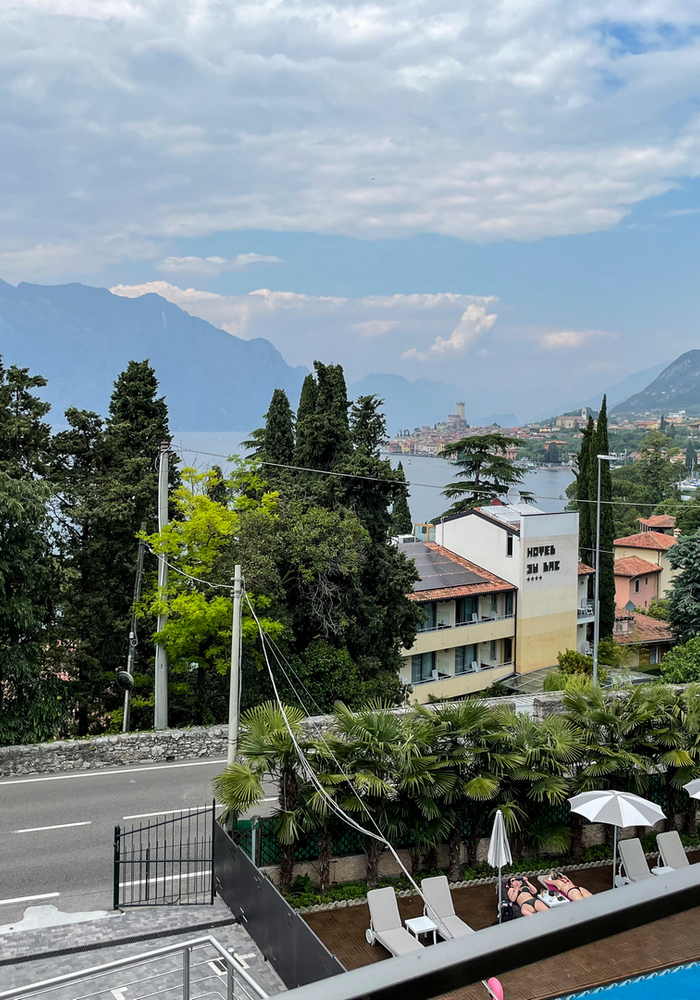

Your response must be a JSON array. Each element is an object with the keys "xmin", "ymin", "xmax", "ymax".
[{"xmin": 304, "ymin": 857, "xmax": 700, "ymax": 999}]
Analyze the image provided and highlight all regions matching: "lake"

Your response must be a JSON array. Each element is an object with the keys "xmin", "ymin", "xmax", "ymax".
[{"xmin": 171, "ymin": 431, "xmax": 576, "ymax": 525}]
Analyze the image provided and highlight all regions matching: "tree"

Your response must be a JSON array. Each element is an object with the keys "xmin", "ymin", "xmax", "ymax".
[
  {"xmin": 0, "ymin": 473, "xmax": 67, "ymax": 744},
  {"xmin": 575, "ymin": 417, "xmax": 594, "ymax": 562},
  {"xmin": 592, "ymin": 397, "xmax": 615, "ymax": 637},
  {"xmin": 390, "ymin": 461, "xmax": 413, "ymax": 536},
  {"xmin": 293, "ymin": 373, "xmax": 318, "ymax": 468},
  {"xmin": 262, "ymin": 389, "xmax": 294, "ymax": 466},
  {"xmin": 686, "ymin": 440, "xmax": 697, "ymax": 477},
  {"xmin": 666, "ymin": 531, "xmax": 700, "ymax": 643},
  {"xmin": 0, "ymin": 359, "xmax": 51, "ymax": 479},
  {"xmin": 437, "ymin": 433, "xmax": 534, "ymax": 518}
]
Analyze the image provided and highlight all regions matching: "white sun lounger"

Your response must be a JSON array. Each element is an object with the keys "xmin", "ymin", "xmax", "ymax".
[
  {"xmin": 618, "ymin": 838, "xmax": 654, "ymax": 883},
  {"xmin": 420, "ymin": 876, "xmax": 474, "ymax": 940},
  {"xmin": 365, "ymin": 887, "xmax": 424, "ymax": 957},
  {"xmin": 657, "ymin": 830, "xmax": 690, "ymax": 870}
]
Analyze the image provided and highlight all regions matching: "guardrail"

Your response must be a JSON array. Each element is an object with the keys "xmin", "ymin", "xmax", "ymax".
[
  {"xmin": 417, "ymin": 613, "xmax": 515, "ymax": 634},
  {"xmin": 0, "ymin": 935, "xmax": 267, "ymax": 1000}
]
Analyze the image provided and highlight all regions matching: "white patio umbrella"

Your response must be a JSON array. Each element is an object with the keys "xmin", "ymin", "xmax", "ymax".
[
  {"xmin": 568, "ymin": 790, "xmax": 665, "ymax": 888},
  {"xmin": 682, "ymin": 778, "xmax": 700, "ymax": 800},
  {"xmin": 487, "ymin": 809, "xmax": 512, "ymax": 923}
]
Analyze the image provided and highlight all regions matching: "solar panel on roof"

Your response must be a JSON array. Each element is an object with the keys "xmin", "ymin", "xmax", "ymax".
[{"xmin": 399, "ymin": 543, "xmax": 486, "ymax": 592}]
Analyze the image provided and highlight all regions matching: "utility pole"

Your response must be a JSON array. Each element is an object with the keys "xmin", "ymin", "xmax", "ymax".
[
  {"xmin": 122, "ymin": 523, "xmax": 147, "ymax": 734},
  {"xmin": 593, "ymin": 454, "xmax": 614, "ymax": 687},
  {"xmin": 154, "ymin": 440, "xmax": 170, "ymax": 730},
  {"xmin": 227, "ymin": 565, "xmax": 244, "ymax": 765}
]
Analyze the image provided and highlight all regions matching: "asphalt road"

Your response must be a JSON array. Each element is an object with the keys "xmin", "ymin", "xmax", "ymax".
[{"xmin": 0, "ymin": 758, "xmax": 278, "ymax": 928}]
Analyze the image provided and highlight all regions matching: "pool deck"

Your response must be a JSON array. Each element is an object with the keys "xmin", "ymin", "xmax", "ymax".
[{"xmin": 303, "ymin": 854, "xmax": 700, "ymax": 999}]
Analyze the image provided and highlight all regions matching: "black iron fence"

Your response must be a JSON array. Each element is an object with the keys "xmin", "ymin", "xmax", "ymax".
[
  {"xmin": 215, "ymin": 822, "xmax": 346, "ymax": 989},
  {"xmin": 113, "ymin": 802, "xmax": 216, "ymax": 908}
]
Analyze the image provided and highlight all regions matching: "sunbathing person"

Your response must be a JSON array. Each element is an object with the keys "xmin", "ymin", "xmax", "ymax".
[
  {"xmin": 543, "ymin": 871, "xmax": 592, "ymax": 901},
  {"xmin": 506, "ymin": 876, "xmax": 548, "ymax": 916}
]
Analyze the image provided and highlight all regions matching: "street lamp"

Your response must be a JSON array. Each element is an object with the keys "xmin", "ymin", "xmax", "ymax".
[{"xmin": 593, "ymin": 454, "xmax": 615, "ymax": 687}]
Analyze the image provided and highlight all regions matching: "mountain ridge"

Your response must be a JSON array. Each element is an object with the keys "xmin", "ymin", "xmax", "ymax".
[{"xmin": 611, "ymin": 351, "xmax": 700, "ymax": 414}]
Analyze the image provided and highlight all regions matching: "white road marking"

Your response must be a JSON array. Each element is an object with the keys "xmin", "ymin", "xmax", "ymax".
[
  {"xmin": 0, "ymin": 759, "xmax": 227, "ymax": 787},
  {"xmin": 111, "ymin": 989, "xmax": 129, "ymax": 1000},
  {"xmin": 122, "ymin": 805, "xmax": 223, "ymax": 820},
  {"xmin": 14, "ymin": 821, "xmax": 92, "ymax": 834},
  {"xmin": 119, "ymin": 869, "xmax": 211, "ymax": 890},
  {"xmin": 0, "ymin": 892, "xmax": 60, "ymax": 906}
]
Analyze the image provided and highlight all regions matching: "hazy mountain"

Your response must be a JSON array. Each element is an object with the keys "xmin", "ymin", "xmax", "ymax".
[
  {"xmin": 611, "ymin": 351, "xmax": 700, "ymax": 414},
  {"xmin": 0, "ymin": 280, "xmax": 307, "ymax": 430},
  {"xmin": 582, "ymin": 361, "xmax": 671, "ymax": 413},
  {"xmin": 348, "ymin": 372, "xmax": 518, "ymax": 433}
]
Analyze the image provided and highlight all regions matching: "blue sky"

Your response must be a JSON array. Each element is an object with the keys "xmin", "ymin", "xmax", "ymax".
[{"xmin": 3, "ymin": 1, "xmax": 700, "ymax": 420}]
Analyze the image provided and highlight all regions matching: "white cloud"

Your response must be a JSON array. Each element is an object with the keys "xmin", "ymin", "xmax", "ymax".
[
  {"xmin": 539, "ymin": 329, "xmax": 613, "ymax": 350},
  {"xmin": 351, "ymin": 320, "xmax": 399, "ymax": 338},
  {"xmin": 4, "ymin": 1, "xmax": 700, "ymax": 273},
  {"xmin": 156, "ymin": 253, "xmax": 283, "ymax": 276},
  {"xmin": 402, "ymin": 304, "xmax": 498, "ymax": 360}
]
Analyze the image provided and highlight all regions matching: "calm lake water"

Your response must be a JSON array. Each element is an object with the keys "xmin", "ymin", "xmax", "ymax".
[{"xmin": 171, "ymin": 432, "xmax": 576, "ymax": 525}]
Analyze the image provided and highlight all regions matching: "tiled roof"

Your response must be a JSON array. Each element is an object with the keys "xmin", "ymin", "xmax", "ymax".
[
  {"xmin": 614, "ymin": 556, "xmax": 663, "ymax": 578},
  {"xmin": 614, "ymin": 531, "xmax": 677, "ymax": 551},
  {"xmin": 407, "ymin": 542, "xmax": 515, "ymax": 602},
  {"xmin": 578, "ymin": 561, "xmax": 595, "ymax": 575},
  {"xmin": 613, "ymin": 609, "xmax": 675, "ymax": 646},
  {"xmin": 638, "ymin": 515, "xmax": 676, "ymax": 529}
]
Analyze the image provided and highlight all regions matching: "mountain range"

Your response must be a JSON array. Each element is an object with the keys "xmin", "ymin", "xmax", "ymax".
[{"xmin": 612, "ymin": 351, "xmax": 700, "ymax": 414}]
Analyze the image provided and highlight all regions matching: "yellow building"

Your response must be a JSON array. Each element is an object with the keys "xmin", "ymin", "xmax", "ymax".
[{"xmin": 400, "ymin": 502, "xmax": 581, "ymax": 703}]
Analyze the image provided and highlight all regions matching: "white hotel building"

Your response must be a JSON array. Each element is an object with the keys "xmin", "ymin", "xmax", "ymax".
[{"xmin": 399, "ymin": 502, "xmax": 594, "ymax": 702}]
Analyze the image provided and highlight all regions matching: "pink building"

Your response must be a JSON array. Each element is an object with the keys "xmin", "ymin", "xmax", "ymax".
[{"xmin": 614, "ymin": 556, "xmax": 662, "ymax": 611}]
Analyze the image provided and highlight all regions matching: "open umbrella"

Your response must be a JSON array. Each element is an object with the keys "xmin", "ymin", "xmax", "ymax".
[
  {"xmin": 682, "ymin": 778, "xmax": 700, "ymax": 800},
  {"xmin": 488, "ymin": 809, "xmax": 512, "ymax": 922},
  {"xmin": 568, "ymin": 790, "xmax": 665, "ymax": 888}
]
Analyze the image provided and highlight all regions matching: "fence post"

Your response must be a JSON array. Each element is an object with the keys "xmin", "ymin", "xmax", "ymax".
[
  {"xmin": 251, "ymin": 815, "xmax": 259, "ymax": 867},
  {"xmin": 182, "ymin": 945, "xmax": 191, "ymax": 1000},
  {"xmin": 113, "ymin": 825, "xmax": 121, "ymax": 910},
  {"xmin": 145, "ymin": 846, "xmax": 151, "ymax": 902},
  {"xmin": 226, "ymin": 965, "xmax": 234, "ymax": 1000},
  {"xmin": 211, "ymin": 800, "xmax": 216, "ymax": 904}
]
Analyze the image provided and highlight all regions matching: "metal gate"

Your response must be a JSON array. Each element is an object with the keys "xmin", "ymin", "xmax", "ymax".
[{"xmin": 113, "ymin": 802, "xmax": 216, "ymax": 908}]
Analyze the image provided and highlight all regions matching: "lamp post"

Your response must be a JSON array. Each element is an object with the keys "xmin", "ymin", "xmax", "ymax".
[{"xmin": 593, "ymin": 454, "xmax": 615, "ymax": 687}]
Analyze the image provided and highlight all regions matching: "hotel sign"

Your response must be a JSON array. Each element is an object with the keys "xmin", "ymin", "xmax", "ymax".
[{"xmin": 526, "ymin": 544, "xmax": 560, "ymax": 581}]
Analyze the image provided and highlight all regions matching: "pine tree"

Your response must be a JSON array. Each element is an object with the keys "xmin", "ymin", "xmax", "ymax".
[
  {"xmin": 262, "ymin": 389, "xmax": 294, "ymax": 465},
  {"xmin": 437, "ymin": 433, "xmax": 533, "ymax": 517},
  {"xmin": 0, "ymin": 359, "xmax": 51, "ymax": 478},
  {"xmin": 293, "ymin": 373, "xmax": 318, "ymax": 468},
  {"xmin": 577, "ymin": 416, "xmax": 594, "ymax": 562},
  {"xmin": 390, "ymin": 461, "xmax": 413, "ymax": 536},
  {"xmin": 595, "ymin": 396, "xmax": 616, "ymax": 637}
]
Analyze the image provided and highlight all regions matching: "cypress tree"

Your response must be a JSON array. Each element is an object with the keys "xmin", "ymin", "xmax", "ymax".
[
  {"xmin": 314, "ymin": 362, "xmax": 350, "ymax": 469},
  {"xmin": 0, "ymin": 358, "xmax": 51, "ymax": 479},
  {"xmin": 595, "ymin": 395, "xmax": 616, "ymax": 636},
  {"xmin": 390, "ymin": 461, "xmax": 413, "ymax": 536},
  {"xmin": 294, "ymin": 373, "xmax": 318, "ymax": 468},
  {"xmin": 577, "ymin": 416, "xmax": 594, "ymax": 563},
  {"xmin": 262, "ymin": 389, "xmax": 294, "ymax": 465}
]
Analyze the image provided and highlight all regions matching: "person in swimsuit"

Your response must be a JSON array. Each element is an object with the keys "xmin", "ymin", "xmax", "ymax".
[
  {"xmin": 544, "ymin": 871, "xmax": 592, "ymax": 901},
  {"xmin": 506, "ymin": 876, "xmax": 548, "ymax": 916}
]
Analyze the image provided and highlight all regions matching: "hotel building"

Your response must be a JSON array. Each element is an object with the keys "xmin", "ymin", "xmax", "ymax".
[{"xmin": 399, "ymin": 501, "xmax": 586, "ymax": 702}]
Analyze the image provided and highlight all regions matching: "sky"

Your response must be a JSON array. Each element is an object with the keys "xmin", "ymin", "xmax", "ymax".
[{"xmin": 3, "ymin": 1, "xmax": 700, "ymax": 420}]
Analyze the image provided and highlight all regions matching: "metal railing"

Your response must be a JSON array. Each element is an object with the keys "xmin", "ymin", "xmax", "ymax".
[
  {"xmin": 577, "ymin": 602, "xmax": 595, "ymax": 618},
  {"xmin": 417, "ymin": 613, "xmax": 515, "ymax": 634},
  {"xmin": 0, "ymin": 935, "xmax": 267, "ymax": 1000}
]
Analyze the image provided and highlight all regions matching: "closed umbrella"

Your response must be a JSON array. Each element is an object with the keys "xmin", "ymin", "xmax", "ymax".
[
  {"xmin": 568, "ymin": 790, "xmax": 665, "ymax": 888},
  {"xmin": 488, "ymin": 809, "xmax": 512, "ymax": 923}
]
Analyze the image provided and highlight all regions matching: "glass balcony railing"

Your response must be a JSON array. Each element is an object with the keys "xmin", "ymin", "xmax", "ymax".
[{"xmin": 417, "ymin": 613, "xmax": 515, "ymax": 634}]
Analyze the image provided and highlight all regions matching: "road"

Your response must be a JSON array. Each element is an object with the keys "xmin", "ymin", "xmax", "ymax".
[{"xmin": 0, "ymin": 758, "xmax": 278, "ymax": 928}]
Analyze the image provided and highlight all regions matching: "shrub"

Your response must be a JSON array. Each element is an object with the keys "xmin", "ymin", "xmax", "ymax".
[
  {"xmin": 557, "ymin": 649, "xmax": 594, "ymax": 675},
  {"xmin": 661, "ymin": 637, "xmax": 700, "ymax": 684}
]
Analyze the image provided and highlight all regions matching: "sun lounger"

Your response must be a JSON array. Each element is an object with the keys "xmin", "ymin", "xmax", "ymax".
[
  {"xmin": 365, "ymin": 887, "xmax": 424, "ymax": 956},
  {"xmin": 618, "ymin": 838, "xmax": 654, "ymax": 883},
  {"xmin": 657, "ymin": 831, "xmax": 690, "ymax": 870},
  {"xmin": 420, "ymin": 876, "xmax": 473, "ymax": 940}
]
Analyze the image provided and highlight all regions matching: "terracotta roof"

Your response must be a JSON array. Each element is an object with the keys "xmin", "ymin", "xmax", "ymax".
[
  {"xmin": 613, "ymin": 609, "xmax": 675, "ymax": 646},
  {"xmin": 407, "ymin": 542, "xmax": 515, "ymax": 602},
  {"xmin": 578, "ymin": 561, "xmax": 595, "ymax": 575},
  {"xmin": 614, "ymin": 531, "xmax": 677, "ymax": 551},
  {"xmin": 638, "ymin": 515, "xmax": 676, "ymax": 529},
  {"xmin": 614, "ymin": 556, "xmax": 663, "ymax": 578}
]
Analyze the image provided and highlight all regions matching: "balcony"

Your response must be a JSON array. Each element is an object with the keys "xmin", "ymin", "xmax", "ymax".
[
  {"xmin": 407, "ymin": 615, "xmax": 515, "ymax": 656},
  {"xmin": 408, "ymin": 662, "xmax": 516, "ymax": 703},
  {"xmin": 577, "ymin": 601, "xmax": 595, "ymax": 623}
]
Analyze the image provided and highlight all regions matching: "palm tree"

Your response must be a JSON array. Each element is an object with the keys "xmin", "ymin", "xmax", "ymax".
[{"xmin": 214, "ymin": 701, "xmax": 309, "ymax": 893}]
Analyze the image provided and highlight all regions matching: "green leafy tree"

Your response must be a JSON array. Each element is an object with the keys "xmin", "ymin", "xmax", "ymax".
[
  {"xmin": 293, "ymin": 373, "xmax": 318, "ymax": 468},
  {"xmin": 437, "ymin": 433, "xmax": 534, "ymax": 518},
  {"xmin": 0, "ymin": 473, "xmax": 66, "ymax": 744},
  {"xmin": 262, "ymin": 389, "xmax": 295, "ymax": 466},
  {"xmin": 390, "ymin": 461, "xmax": 413, "ymax": 536},
  {"xmin": 667, "ymin": 531, "xmax": 700, "ymax": 643},
  {"xmin": 293, "ymin": 363, "xmax": 350, "ymax": 471},
  {"xmin": 0, "ymin": 359, "xmax": 51, "ymax": 478}
]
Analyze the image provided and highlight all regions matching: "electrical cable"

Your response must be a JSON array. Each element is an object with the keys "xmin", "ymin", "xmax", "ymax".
[{"xmin": 169, "ymin": 443, "xmax": 700, "ymax": 511}]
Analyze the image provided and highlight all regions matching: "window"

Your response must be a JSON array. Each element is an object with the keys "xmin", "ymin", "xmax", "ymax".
[
  {"xmin": 418, "ymin": 603, "xmax": 436, "ymax": 632},
  {"xmin": 490, "ymin": 595, "xmax": 498, "ymax": 618},
  {"xmin": 506, "ymin": 534, "xmax": 513, "ymax": 557},
  {"xmin": 503, "ymin": 637, "xmax": 513, "ymax": 663},
  {"xmin": 411, "ymin": 652, "xmax": 435, "ymax": 684},
  {"xmin": 456, "ymin": 596, "xmax": 476, "ymax": 624},
  {"xmin": 645, "ymin": 577, "xmax": 648, "ymax": 585},
  {"xmin": 635, "ymin": 579, "xmax": 640, "ymax": 593},
  {"xmin": 455, "ymin": 644, "xmax": 477, "ymax": 675},
  {"xmin": 489, "ymin": 640, "xmax": 497, "ymax": 662},
  {"xmin": 505, "ymin": 592, "xmax": 514, "ymax": 617}
]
